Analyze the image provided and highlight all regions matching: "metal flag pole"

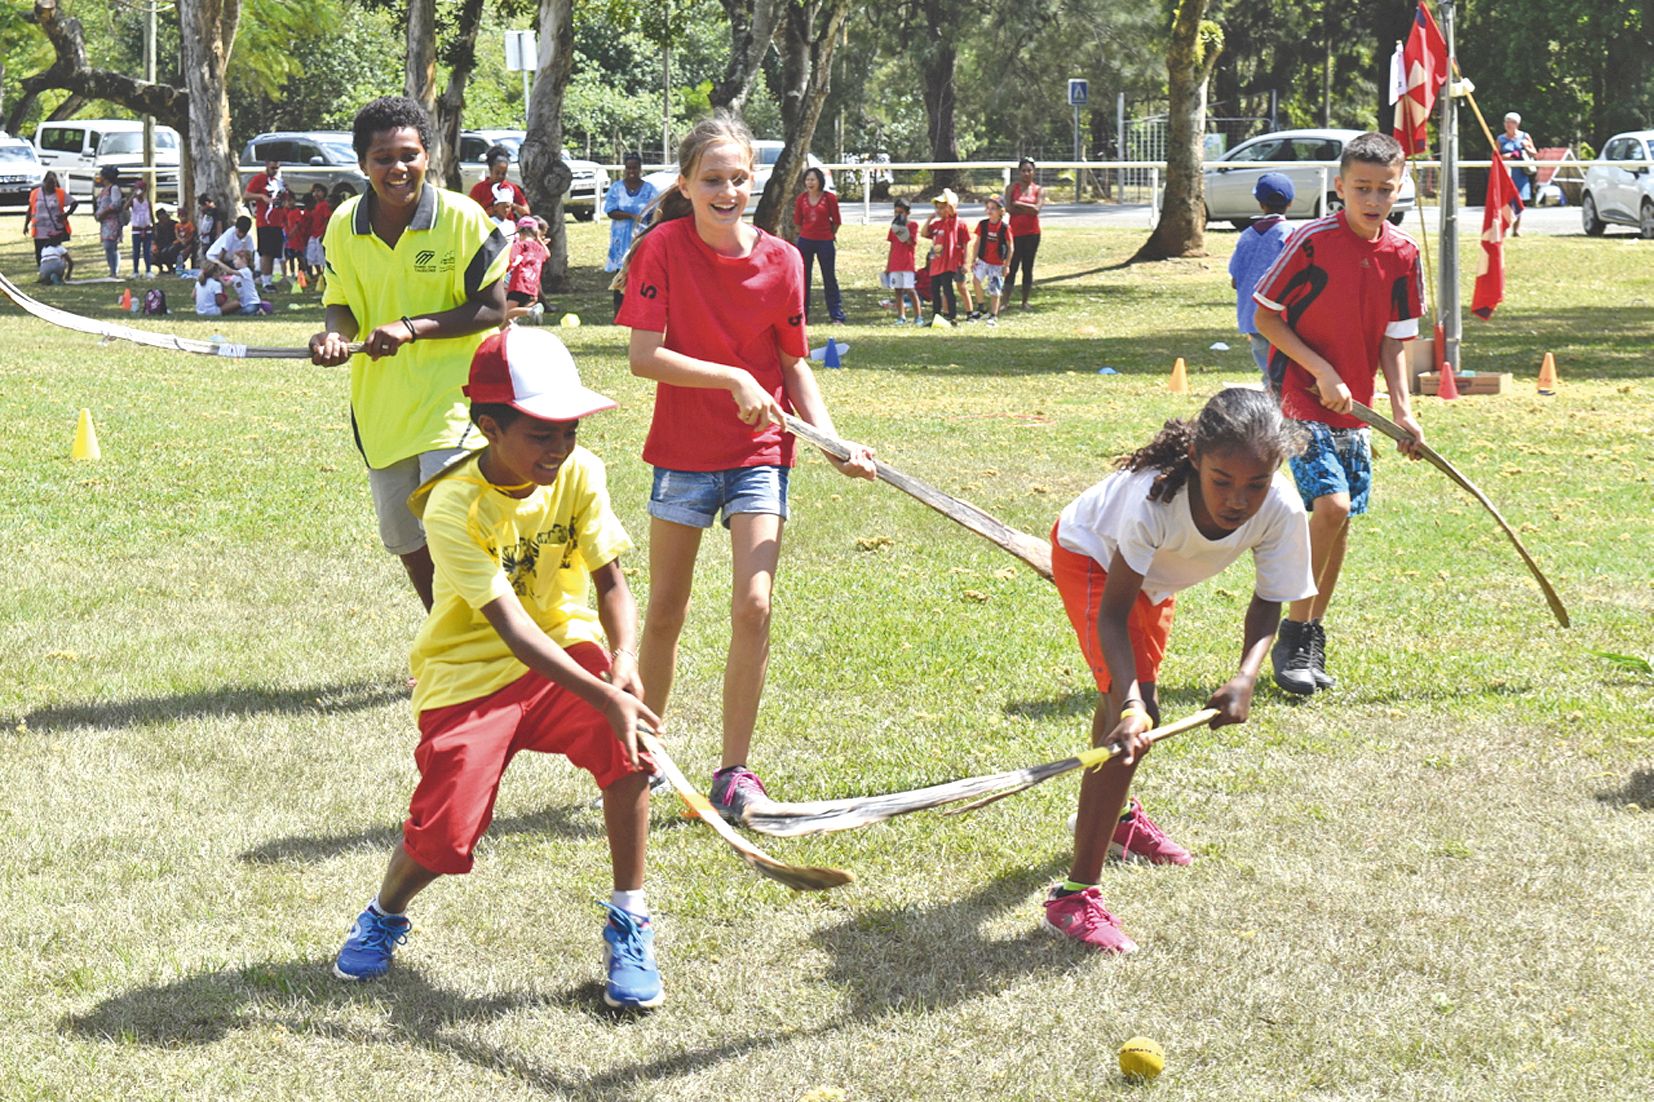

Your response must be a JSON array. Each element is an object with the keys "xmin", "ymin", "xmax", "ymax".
[{"xmin": 1438, "ymin": 0, "xmax": 1461, "ymax": 372}]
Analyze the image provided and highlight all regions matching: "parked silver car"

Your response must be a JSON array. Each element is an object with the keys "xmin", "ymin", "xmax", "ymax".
[
  {"xmin": 1202, "ymin": 128, "xmax": 1417, "ymax": 226},
  {"xmin": 458, "ymin": 129, "xmax": 608, "ymax": 220},
  {"xmin": 0, "ymin": 139, "xmax": 46, "ymax": 206},
  {"xmin": 1581, "ymin": 130, "xmax": 1654, "ymax": 238},
  {"xmin": 238, "ymin": 131, "xmax": 370, "ymax": 202}
]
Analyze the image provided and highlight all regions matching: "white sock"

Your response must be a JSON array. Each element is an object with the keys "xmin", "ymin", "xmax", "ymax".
[
  {"xmin": 611, "ymin": 889, "xmax": 647, "ymax": 918},
  {"xmin": 369, "ymin": 893, "xmax": 403, "ymax": 918}
]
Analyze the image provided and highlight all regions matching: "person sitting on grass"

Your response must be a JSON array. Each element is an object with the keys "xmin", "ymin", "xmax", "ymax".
[
  {"xmin": 37, "ymin": 240, "xmax": 73, "ymax": 284},
  {"xmin": 308, "ymin": 95, "xmax": 510, "ymax": 611},
  {"xmin": 1227, "ymin": 172, "xmax": 1295, "ymax": 388},
  {"xmin": 331, "ymin": 328, "xmax": 666, "ymax": 1011},
  {"xmin": 1044, "ymin": 387, "xmax": 1314, "ymax": 954},
  {"xmin": 194, "ymin": 268, "xmax": 227, "ymax": 316},
  {"xmin": 1251, "ymin": 131, "xmax": 1426, "ymax": 696},
  {"xmin": 226, "ymin": 254, "xmax": 270, "ymax": 315}
]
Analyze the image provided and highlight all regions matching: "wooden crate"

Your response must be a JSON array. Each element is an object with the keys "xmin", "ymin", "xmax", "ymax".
[
  {"xmin": 1405, "ymin": 337, "xmax": 1438, "ymax": 394},
  {"xmin": 1418, "ymin": 371, "xmax": 1512, "ymax": 396}
]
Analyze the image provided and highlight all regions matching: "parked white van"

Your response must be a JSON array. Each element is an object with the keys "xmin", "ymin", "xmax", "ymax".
[{"xmin": 34, "ymin": 119, "xmax": 182, "ymax": 199}]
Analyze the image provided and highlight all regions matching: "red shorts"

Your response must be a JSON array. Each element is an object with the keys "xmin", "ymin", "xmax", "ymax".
[
  {"xmin": 1050, "ymin": 524, "xmax": 1176, "ymax": 692},
  {"xmin": 403, "ymin": 643, "xmax": 653, "ymax": 875}
]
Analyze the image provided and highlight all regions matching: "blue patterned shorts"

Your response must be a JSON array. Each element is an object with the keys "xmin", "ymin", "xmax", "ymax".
[{"xmin": 1289, "ymin": 422, "xmax": 1373, "ymax": 515}]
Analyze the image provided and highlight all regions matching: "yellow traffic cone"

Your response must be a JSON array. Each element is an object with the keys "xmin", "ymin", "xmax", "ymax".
[
  {"xmin": 71, "ymin": 408, "xmax": 101, "ymax": 461},
  {"xmin": 1536, "ymin": 352, "xmax": 1558, "ymax": 395},
  {"xmin": 1169, "ymin": 356, "xmax": 1189, "ymax": 394}
]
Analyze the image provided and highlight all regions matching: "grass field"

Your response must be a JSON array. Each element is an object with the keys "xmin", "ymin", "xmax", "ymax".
[{"xmin": 1, "ymin": 213, "xmax": 1650, "ymax": 1101}]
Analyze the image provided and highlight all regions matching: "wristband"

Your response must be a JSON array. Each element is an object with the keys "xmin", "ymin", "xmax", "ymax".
[
  {"xmin": 400, "ymin": 316, "xmax": 418, "ymax": 342},
  {"xmin": 613, "ymin": 646, "xmax": 637, "ymax": 659},
  {"xmin": 1118, "ymin": 707, "xmax": 1153, "ymax": 729}
]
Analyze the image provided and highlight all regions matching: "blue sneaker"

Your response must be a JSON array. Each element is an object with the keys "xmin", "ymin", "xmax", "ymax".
[
  {"xmin": 600, "ymin": 902, "xmax": 663, "ymax": 1009},
  {"xmin": 333, "ymin": 905, "xmax": 411, "ymax": 981}
]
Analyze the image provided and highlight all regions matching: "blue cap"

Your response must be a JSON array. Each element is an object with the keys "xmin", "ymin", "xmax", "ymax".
[{"xmin": 1253, "ymin": 172, "xmax": 1295, "ymax": 205}]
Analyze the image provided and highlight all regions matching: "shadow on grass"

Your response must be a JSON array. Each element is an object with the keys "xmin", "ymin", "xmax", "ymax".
[
  {"xmin": 1595, "ymin": 768, "xmax": 1654, "ymax": 810},
  {"xmin": 1004, "ymin": 686, "xmax": 1214, "ymax": 723},
  {"xmin": 13, "ymin": 679, "xmax": 405, "ymax": 733},
  {"xmin": 810, "ymin": 854, "xmax": 1074, "ymax": 1017},
  {"xmin": 241, "ymin": 802, "xmax": 603, "ymax": 865},
  {"xmin": 62, "ymin": 955, "xmax": 797, "ymax": 1097}
]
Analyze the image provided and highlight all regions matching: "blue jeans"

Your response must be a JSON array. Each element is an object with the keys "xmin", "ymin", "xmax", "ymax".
[
  {"xmin": 131, "ymin": 230, "xmax": 153, "ymax": 274},
  {"xmin": 796, "ymin": 236, "xmax": 845, "ymax": 322},
  {"xmin": 102, "ymin": 238, "xmax": 120, "ymax": 277}
]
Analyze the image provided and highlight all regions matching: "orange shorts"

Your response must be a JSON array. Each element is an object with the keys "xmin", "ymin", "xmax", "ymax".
[
  {"xmin": 1050, "ymin": 524, "xmax": 1176, "ymax": 692},
  {"xmin": 403, "ymin": 643, "xmax": 653, "ymax": 875}
]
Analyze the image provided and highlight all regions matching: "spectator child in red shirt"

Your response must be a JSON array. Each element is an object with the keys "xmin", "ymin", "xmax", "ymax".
[
  {"xmin": 617, "ymin": 113, "xmax": 876, "ymax": 817},
  {"xmin": 921, "ymin": 188, "xmax": 973, "ymax": 324},
  {"xmin": 791, "ymin": 167, "xmax": 846, "ymax": 324},
  {"xmin": 504, "ymin": 215, "xmax": 549, "ymax": 325},
  {"xmin": 969, "ymin": 196, "xmax": 1014, "ymax": 325},
  {"xmin": 882, "ymin": 197, "xmax": 921, "ymax": 324},
  {"xmin": 1251, "ymin": 132, "xmax": 1426, "ymax": 695},
  {"xmin": 304, "ymin": 185, "xmax": 333, "ymax": 278},
  {"xmin": 273, "ymin": 191, "xmax": 305, "ymax": 279}
]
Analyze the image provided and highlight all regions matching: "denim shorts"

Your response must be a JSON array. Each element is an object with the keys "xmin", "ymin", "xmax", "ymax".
[
  {"xmin": 1289, "ymin": 422, "xmax": 1372, "ymax": 515},
  {"xmin": 648, "ymin": 465, "xmax": 789, "ymax": 529}
]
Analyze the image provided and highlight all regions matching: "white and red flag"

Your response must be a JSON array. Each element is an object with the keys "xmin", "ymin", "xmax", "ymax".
[
  {"xmin": 1471, "ymin": 154, "xmax": 1523, "ymax": 320},
  {"xmin": 1392, "ymin": 2, "xmax": 1449, "ymax": 155}
]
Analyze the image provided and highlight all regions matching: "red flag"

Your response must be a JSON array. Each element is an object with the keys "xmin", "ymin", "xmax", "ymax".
[
  {"xmin": 1471, "ymin": 155, "xmax": 1523, "ymax": 320},
  {"xmin": 1393, "ymin": 3, "xmax": 1449, "ymax": 155}
]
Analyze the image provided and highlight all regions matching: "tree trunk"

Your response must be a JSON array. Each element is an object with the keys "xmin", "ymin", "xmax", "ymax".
[
  {"xmin": 433, "ymin": 0, "xmax": 487, "ymax": 191},
  {"xmin": 178, "ymin": 0, "xmax": 242, "ymax": 211},
  {"xmin": 711, "ymin": 0, "xmax": 784, "ymax": 115},
  {"xmin": 752, "ymin": 0, "xmax": 851, "ymax": 236},
  {"xmin": 1134, "ymin": 0, "xmax": 1222, "ymax": 261},
  {"xmin": 919, "ymin": 0, "xmax": 962, "ymax": 195},
  {"xmin": 521, "ymin": 0, "xmax": 575, "ymax": 293},
  {"xmin": 6, "ymin": 1, "xmax": 186, "ymax": 135}
]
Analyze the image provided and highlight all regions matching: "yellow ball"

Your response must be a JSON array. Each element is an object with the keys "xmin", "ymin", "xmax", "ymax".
[
  {"xmin": 560, "ymin": 313, "xmax": 582, "ymax": 328},
  {"xmin": 1118, "ymin": 1036, "xmax": 1165, "ymax": 1081}
]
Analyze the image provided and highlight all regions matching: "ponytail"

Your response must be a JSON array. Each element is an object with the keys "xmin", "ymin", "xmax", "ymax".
[{"xmin": 1116, "ymin": 387, "xmax": 1305, "ymax": 503}]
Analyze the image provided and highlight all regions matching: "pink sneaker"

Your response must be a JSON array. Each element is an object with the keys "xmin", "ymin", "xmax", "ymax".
[
  {"xmin": 1109, "ymin": 798, "xmax": 1192, "ymax": 866},
  {"xmin": 1041, "ymin": 886, "xmax": 1138, "ymax": 954}
]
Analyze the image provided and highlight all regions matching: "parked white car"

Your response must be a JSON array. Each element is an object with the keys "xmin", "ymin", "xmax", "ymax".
[
  {"xmin": 643, "ymin": 140, "xmax": 832, "ymax": 205},
  {"xmin": 1581, "ymin": 130, "xmax": 1654, "ymax": 238},
  {"xmin": 34, "ymin": 119, "xmax": 182, "ymax": 199},
  {"xmin": 458, "ymin": 129, "xmax": 608, "ymax": 220},
  {"xmin": 0, "ymin": 139, "xmax": 47, "ymax": 206},
  {"xmin": 1200, "ymin": 128, "xmax": 1417, "ymax": 226}
]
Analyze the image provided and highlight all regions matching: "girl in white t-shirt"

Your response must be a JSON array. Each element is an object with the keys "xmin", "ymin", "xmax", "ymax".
[{"xmin": 1042, "ymin": 386, "xmax": 1314, "ymax": 954}]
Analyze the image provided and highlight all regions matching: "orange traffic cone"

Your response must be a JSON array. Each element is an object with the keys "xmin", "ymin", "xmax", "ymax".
[
  {"xmin": 71, "ymin": 408, "xmax": 101, "ymax": 461},
  {"xmin": 295, "ymin": 270, "xmax": 308, "ymax": 290},
  {"xmin": 1536, "ymin": 352, "xmax": 1558, "ymax": 395},
  {"xmin": 1168, "ymin": 357, "xmax": 1189, "ymax": 394},
  {"xmin": 118, "ymin": 288, "xmax": 132, "ymax": 311},
  {"xmin": 1434, "ymin": 322, "xmax": 1459, "ymax": 400}
]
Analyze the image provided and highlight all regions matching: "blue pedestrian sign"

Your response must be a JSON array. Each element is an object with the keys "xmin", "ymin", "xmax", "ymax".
[{"xmin": 1067, "ymin": 78, "xmax": 1088, "ymax": 106}]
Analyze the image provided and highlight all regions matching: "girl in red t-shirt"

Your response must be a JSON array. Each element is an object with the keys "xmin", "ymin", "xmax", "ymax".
[
  {"xmin": 1005, "ymin": 158, "xmax": 1045, "ymax": 308},
  {"xmin": 791, "ymin": 167, "xmax": 846, "ymax": 324},
  {"xmin": 921, "ymin": 190, "xmax": 974, "ymax": 324},
  {"xmin": 615, "ymin": 113, "xmax": 876, "ymax": 817}
]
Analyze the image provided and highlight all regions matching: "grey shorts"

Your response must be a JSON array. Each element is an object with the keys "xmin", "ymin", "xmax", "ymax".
[{"xmin": 368, "ymin": 446, "xmax": 472, "ymax": 554}]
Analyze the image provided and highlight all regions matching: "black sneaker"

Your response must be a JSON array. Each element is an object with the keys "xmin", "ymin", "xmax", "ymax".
[
  {"xmin": 1271, "ymin": 620, "xmax": 1317, "ymax": 696},
  {"xmin": 1307, "ymin": 621, "xmax": 1336, "ymax": 689}
]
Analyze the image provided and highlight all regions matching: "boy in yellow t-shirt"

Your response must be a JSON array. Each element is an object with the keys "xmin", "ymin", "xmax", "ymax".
[{"xmin": 333, "ymin": 328, "xmax": 666, "ymax": 1011}]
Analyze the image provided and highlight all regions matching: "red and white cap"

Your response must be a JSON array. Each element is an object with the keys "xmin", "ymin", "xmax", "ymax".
[{"xmin": 465, "ymin": 328, "xmax": 617, "ymax": 422}]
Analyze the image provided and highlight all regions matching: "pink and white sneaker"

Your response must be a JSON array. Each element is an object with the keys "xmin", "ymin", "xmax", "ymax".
[
  {"xmin": 1041, "ymin": 886, "xmax": 1138, "ymax": 954},
  {"xmin": 1109, "ymin": 797, "xmax": 1192, "ymax": 866}
]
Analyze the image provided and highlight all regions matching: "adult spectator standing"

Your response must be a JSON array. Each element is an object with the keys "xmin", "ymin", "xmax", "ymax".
[
  {"xmin": 92, "ymin": 166, "xmax": 125, "ymax": 279},
  {"xmin": 792, "ymin": 167, "xmax": 846, "ymax": 324},
  {"xmin": 603, "ymin": 152, "xmax": 658, "ymax": 315},
  {"xmin": 467, "ymin": 145, "xmax": 530, "ymax": 219},
  {"xmin": 23, "ymin": 171, "xmax": 76, "ymax": 264},
  {"xmin": 242, "ymin": 158, "xmax": 288, "ymax": 288},
  {"xmin": 1004, "ymin": 158, "xmax": 1046, "ymax": 308},
  {"xmin": 1497, "ymin": 112, "xmax": 1538, "ymax": 236}
]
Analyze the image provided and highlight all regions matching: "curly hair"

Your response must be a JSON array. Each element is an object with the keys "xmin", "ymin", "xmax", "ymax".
[
  {"xmin": 351, "ymin": 96, "xmax": 432, "ymax": 163},
  {"xmin": 1116, "ymin": 387, "xmax": 1305, "ymax": 503}
]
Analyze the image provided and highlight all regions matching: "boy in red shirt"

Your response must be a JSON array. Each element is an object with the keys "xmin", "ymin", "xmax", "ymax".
[
  {"xmin": 883, "ymin": 197, "xmax": 921, "ymax": 324},
  {"xmin": 969, "ymin": 196, "xmax": 1014, "ymax": 326},
  {"xmin": 921, "ymin": 189, "xmax": 972, "ymax": 325},
  {"xmin": 1252, "ymin": 132, "xmax": 1426, "ymax": 695}
]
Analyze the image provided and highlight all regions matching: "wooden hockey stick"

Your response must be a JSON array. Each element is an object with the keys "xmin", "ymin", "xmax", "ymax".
[
  {"xmin": 782, "ymin": 413, "xmax": 1054, "ymax": 581},
  {"xmin": 635, "ymin": 730, "xmax": 852, "ymax": 890},
  {"xmin": 741, "ymin": 708, "xmax": 1219, "ymax": 838},
  {"xmin": 1348, "ymin": 400, "xmax": 1569, "ymax": 627},
  {"xmin": 0, "ymin": 268, "xmax": 361, "ymax": 359}
]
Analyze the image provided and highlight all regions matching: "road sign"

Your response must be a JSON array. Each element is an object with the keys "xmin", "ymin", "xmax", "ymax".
[
  {"xmin": 505, "ymin": 29, "xmax": 538, "ymax": 72},
  {"xmin": 1068, "ymin": 78, "xmax": 1088, "ymax": 106}
]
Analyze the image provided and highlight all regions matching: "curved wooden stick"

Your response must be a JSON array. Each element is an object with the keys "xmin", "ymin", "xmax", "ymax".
[{"xmin": 1349, "ymin": 400, "xmax": 1569, "ymax": 628}]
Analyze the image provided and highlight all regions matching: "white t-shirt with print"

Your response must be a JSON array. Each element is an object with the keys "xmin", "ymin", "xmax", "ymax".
[{"xmin": 1056, "ymin": 466, "xmax": 1315, "ymax": 606}]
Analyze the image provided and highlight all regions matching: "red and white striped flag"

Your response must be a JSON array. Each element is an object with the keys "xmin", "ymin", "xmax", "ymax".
[
  {"xmin": 1392, "ymin": 2, "xmax": 1449, "ymax": 155},
  {"xmin": 1471, "ymin": 154, "xmax": 1523, "ymax": 320}
]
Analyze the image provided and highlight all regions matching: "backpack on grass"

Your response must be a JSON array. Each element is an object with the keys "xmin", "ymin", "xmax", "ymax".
[{"xmin": 141, "ymin": 288, "xmax": 168, "ymax": 315}]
